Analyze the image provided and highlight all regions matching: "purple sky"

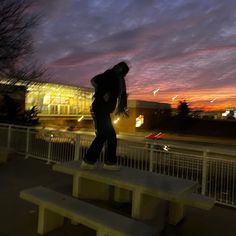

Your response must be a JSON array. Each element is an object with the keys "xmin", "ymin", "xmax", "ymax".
[{"xmin": 32, "ymin": 0, "xmax": 236, "ymax": 110}]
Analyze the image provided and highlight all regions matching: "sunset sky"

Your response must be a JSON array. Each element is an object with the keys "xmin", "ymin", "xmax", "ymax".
[{"xmin": 32, "ymin": 0, "xmax": 236, "ymax": 111}]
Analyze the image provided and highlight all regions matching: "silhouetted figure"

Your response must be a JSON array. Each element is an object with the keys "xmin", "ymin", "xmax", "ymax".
[{"xmin": 81, "ymin": 61, "xmax": 129, "ymax": 170}]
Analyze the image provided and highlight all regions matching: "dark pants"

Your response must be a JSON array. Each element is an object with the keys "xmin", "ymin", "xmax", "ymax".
[{"xmin": 84, "ymin": 109, "xmax": 117, "ymax": 164}]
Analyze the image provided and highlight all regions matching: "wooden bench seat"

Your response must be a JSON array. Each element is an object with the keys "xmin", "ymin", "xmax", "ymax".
[{"xmin": 20, "ymin": 186, "xmax": 158, "ymax": 236}]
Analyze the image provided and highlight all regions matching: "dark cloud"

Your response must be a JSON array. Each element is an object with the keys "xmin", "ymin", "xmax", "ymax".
[{"xmin": 32, "ymin": 0, "xmax": 236, "ymax": 109}]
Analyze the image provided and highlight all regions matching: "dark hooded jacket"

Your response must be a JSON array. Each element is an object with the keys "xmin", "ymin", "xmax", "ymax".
[{"xmin": 91, "ymin": 69, "xmax": 127, "ymax": 114}]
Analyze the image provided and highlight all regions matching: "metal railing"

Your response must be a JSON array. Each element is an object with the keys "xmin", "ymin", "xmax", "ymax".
[{"xmin": 0, "ymin": 123, "xmax": 235, "ymax": 208}]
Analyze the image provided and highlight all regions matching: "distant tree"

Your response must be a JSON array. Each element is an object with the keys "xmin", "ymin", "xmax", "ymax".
[
  {"xmin": 177, "ymin": 100, "xmax": 190, "ymax": 118},
  {"xmin": 175, "ymin": 100, "xmax": 191, "ymax": 133},
  {"xmin": 0, "ymin": 0, "xmax": 44, "ymax": 88}
]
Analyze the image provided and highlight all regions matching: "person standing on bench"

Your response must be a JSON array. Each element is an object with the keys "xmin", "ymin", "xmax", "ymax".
[{"xmin": 81, "ymin": 61, "xmax": 129, "ymax": 170}]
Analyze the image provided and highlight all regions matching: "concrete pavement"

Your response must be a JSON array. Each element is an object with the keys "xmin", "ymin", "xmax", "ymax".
[{"xmin": 0, "ymin": 154, "xmax": 236, "ymax": 236}]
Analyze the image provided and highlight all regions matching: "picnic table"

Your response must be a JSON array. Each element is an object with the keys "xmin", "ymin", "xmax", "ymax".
[
  {"xmin": 53, "ymin": 161, "xmax": 207, "ymax": 227},
  {"xmin": 20, "ymin": 161, "xmax": 214, "ymax": 235}
]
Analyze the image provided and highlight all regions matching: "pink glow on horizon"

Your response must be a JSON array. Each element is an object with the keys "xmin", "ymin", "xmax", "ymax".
[
  {"xmin": 129, "ymin": 86, "xmax": 236, "ymax": 111},
  {"xmin": 31, "ymin": 0, "xmax": 236, "ymax": 112}
]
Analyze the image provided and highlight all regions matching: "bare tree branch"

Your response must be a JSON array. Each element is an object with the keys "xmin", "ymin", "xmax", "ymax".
[{"xmin": 0, "ymin": 0, "xmax": 44, "ymax": 86}]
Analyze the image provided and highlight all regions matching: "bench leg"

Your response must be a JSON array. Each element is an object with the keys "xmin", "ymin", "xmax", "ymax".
[
  {"xmin": 96, "ymin": 229, "xmax": 109, "ymax": 236},
  {"xmin": 73, "ymin": 175, "xmax": 111, "ymax": 201},
  {"xmin": 72, "ymin": 173, "xmax": 80, "ymax": 197},
  {"xmin": 168, "ymin": 202, "xmax": 185, "ymax": 225},
  {"xmin": 0, "ymin": 149, "xmax": 8, "ymax": 163},
  {"xmin": 114, "ymin": 187, "xmax": 131, "ymax": 203},
  {"xmin": 37, "ymin": 206, "xmax": 64, "ymax": 235},
  {"xmin": 131, "ymin": 190, "xmax": 141, "ymax": 219},
  {"xmin": 132, "ymin": 191, "xmax": 168, "ymax": 229}
]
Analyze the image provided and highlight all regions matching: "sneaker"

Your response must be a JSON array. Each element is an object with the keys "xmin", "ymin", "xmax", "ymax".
[
  {"xmin": 103, "ymin": 163, "xmax": 121, "ymax": 171},
  {"xmin": 80, "ymin": 160, "xmax": 96, "ymax": 170}
]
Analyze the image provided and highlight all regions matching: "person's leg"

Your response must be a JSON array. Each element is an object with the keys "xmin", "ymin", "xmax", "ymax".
[
  {"xmin": 102, "ymin": 115, "xmax": 120, "ymax": 170},
  {"xmin": 84, "ymin": 111, "xmax": 109, "ymax": 164},
  {"xmin": 105, "ymin": 118, "xmax": 117, "ymax": 164},
  {"xmin": 100, "ymin": 114, "xmax": 117, "ymax": 165}
]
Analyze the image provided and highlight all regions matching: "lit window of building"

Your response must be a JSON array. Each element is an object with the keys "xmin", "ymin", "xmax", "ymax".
[
  {"xmin": 25, "ymin": 82, "xmax": 93, "ymax": 117},
  {"xmin": 222, "ymin": 109, "xmax": 236, "ymax": 119}
]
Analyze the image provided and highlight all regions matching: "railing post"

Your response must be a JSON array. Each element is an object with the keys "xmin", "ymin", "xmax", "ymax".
[
  {"xmin": 47, "ymin": 135, "xmax": 52, "ymax": 164},
  {"xmin": 25, "ymin": 127, "xmax": 30, "ymax": 159},
  {"xmin": 74, "ymin": 134, "xmax": 80, "ymax": 161},
  {"xmin": 7, "ymin": 124, "xmax": 12, "ymax": 149},
  {"xmin": 149, "ymin": 142, "xmax": 154, "ymax": 172},
  {"xmin": 201, "ymin": 150, "xmax": 209, "ymax": 195}
]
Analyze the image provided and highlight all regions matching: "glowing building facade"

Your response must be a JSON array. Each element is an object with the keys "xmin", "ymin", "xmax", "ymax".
[
  {"xmin": 25, "ymin": 82, "xmax": 94, "ymax": 128},
  {"xmin": 26, "ymin": 82, "xmax": 93, "ymax": 117},
  {"xmin": 0, "ymin": 79, "xmax": 94, "ymax": 127},
  {"xmin": 0, "ymin": 80, "xmax": 172, "ymax": 132}
]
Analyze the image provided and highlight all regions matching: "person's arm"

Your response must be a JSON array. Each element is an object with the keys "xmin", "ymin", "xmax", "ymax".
[{"xmin": 116, "ymin": 77, "xmax": 129, "ymax": 117}]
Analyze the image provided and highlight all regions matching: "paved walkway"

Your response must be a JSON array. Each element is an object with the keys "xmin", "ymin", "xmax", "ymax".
[{"xmin": 0, "ymin": 154, "xmax": 236, "ymax": 236}]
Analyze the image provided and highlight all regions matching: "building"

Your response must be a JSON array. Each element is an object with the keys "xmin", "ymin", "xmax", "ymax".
[
  {"xmin": 115, "ymin": 100, "xmax": 171, "ymax": 134},
  {"xmin": 25, "ymin": 82, "xmax": 94, "ymax": 128},
  {"xmin": 0, "ymin": 79, "xmax": 171, "ymax": 132},
  {"xmin": 26, "ymin": 83, "xmax": 171, "ymax": 132},
  {"xmin": 222, "ymin": 108, "xmax": 236, "ymax": 120}
]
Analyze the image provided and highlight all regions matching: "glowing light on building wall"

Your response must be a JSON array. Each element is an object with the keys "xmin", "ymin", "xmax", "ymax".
[
  {"xmin": 43, "ymin": 95, "xmax": 50, "ymax": 104},
  {"xmin": 136, "ymin": 114, "xmax": 144, "ymax": 127},
  {"xmin": 113, "ymin": 118, "xmax": 120, "ymax": 124},
  {"xmin": 77, "ymin": 115, "xmax": 84, "ymax": 122}
]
